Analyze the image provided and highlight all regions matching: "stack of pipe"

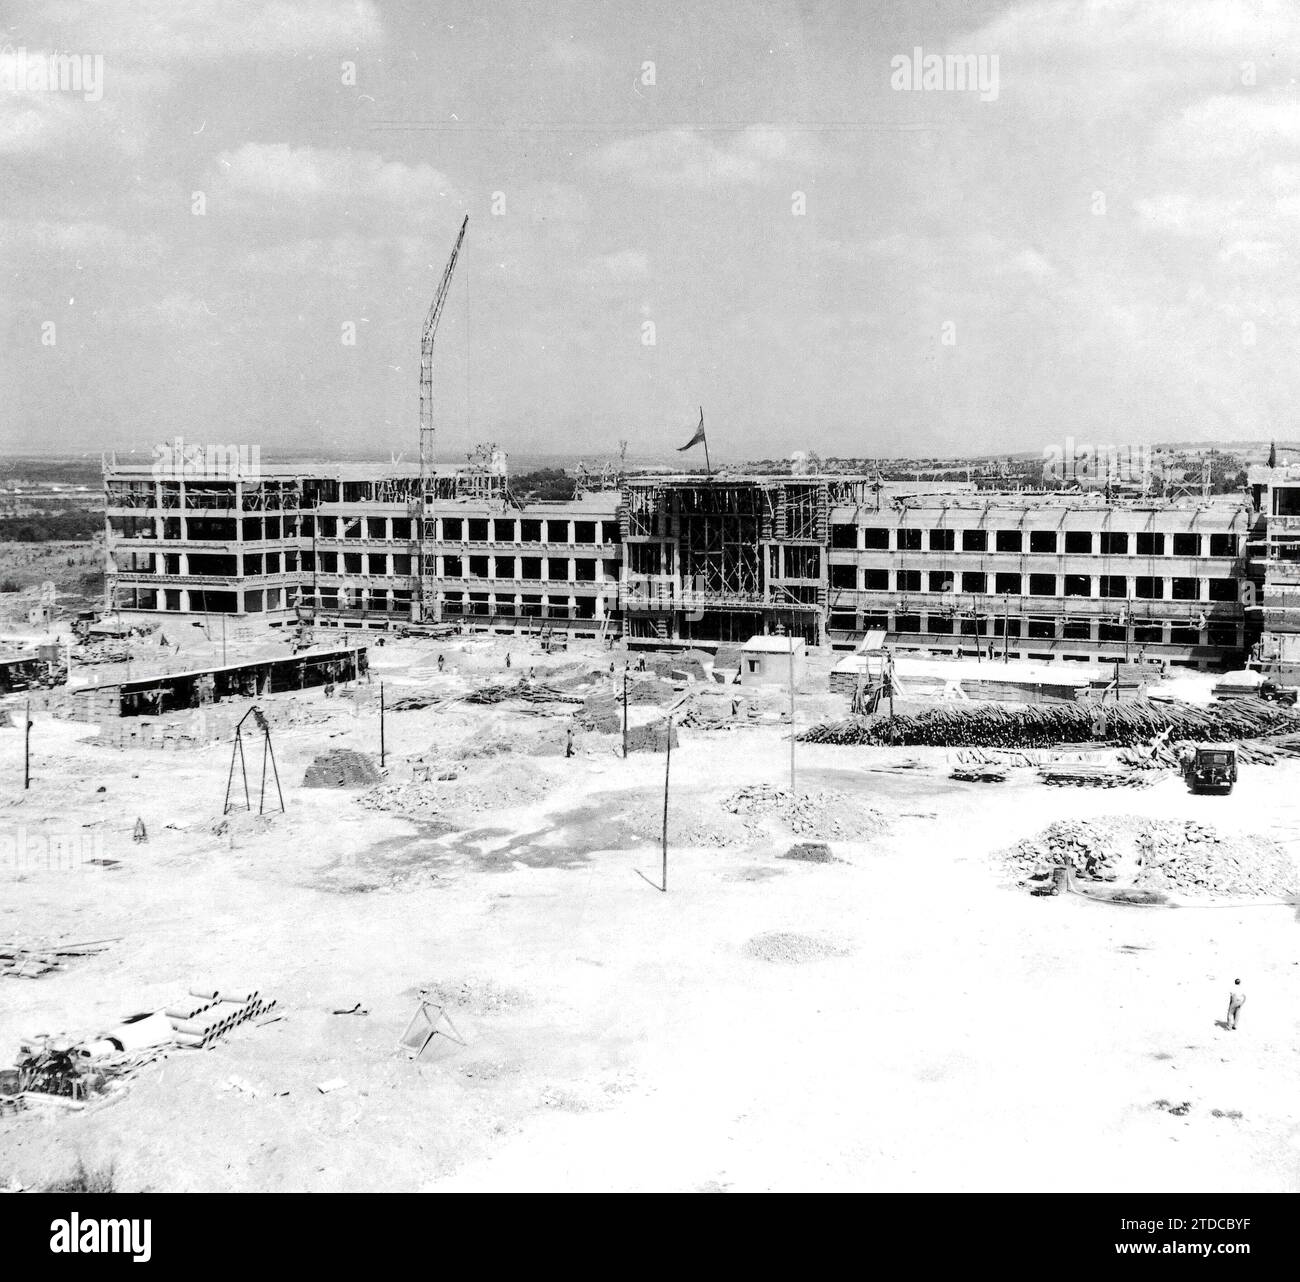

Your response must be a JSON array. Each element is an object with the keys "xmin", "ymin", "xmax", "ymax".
[{"xmin": 167, "ymin": 989, "xmax": 278, "ymax": 1049}]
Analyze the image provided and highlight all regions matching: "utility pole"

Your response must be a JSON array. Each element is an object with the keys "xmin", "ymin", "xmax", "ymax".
[
  {"xmin": 788, "ymin": 636, "xmax": 796, "ymax": 793},
  {"xmin": 24, "ymin": 699, "xmax": 31, "ymax": 790},
  {"xmin": 1003, "ymin": 593, "xmax": 1010, "ymax": 663},
  {"xmin": 660, "ymin": 715, "xmax": 671, "ymax": 893},
  {"xmin": 221, "ymin": 614, "xmax": 227, "ymax": 667},
  {"xmin": 379, "ymin": 681, "xmax": 386, "ymax": 768},
  {"xmin": 622, "ymin": 669, "xmax": 629, "ymax": 759}
]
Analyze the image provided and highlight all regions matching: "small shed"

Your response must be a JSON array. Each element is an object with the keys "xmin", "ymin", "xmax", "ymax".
[{"xmin": 739, "ymin": 636, "xmax": 806, "ymax": 688}]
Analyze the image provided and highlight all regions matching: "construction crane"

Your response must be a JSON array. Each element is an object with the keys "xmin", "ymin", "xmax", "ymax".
[{"xmin": 414, "ymin": 214, "xmax": 468, "ymax": 623}]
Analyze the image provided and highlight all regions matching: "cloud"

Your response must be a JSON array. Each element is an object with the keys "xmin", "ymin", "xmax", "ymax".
[
  {"xmin": 577, "ymin": 249, "xmax": 649, "ymax": 285},
  {"xmin": 972, "ymin": 0, "xmax": 1300, "ymax": 56},
  {"xmin": 29, "ymin": 0, "xmax": 384, "ymax": 59},
  {"xmin": 212, "ymin": 143, "xmax": 453, "ymax": 209},
  {"xmin": 0, "ymin": 219, "xmax": 165, "ymax": 265},
  {"xmin": 585, "ymin": 125, "xmax": 807, "ymax": 188}
]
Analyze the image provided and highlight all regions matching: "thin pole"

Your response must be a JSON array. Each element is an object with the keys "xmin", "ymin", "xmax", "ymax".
[
  {"xmin": 265, "ymin": 732, "xmax": 285, "ymax": 812},
  {"xmin": 238, "ymin": 731, "xmax": 251, "ymax": 810},
  {"xmin": 380, "ymin": 681, "xmax": 386, "ymax": 767},
  {"xmin": 661, "ymin": 715, "xmax": 671, "ymax": 893},
  {"xmin": 1003, "ymin": 594, "xmax": 1009, "ymax": 663},
  {"xmin": 221, "ymin": 615, "xmax": 227, "ymax": 667},
  {"xmin": 24, "ymin": 699, "xmax": 31, "ymax": 790},
  {"xmin": 622, "ymin": 670, "xmax": 629, "ymax": 758},
  {"xmin": 788, "ymin": 637, "xmax": 796, "ymax": 793},
  {"xmin": 223, "ymin": 728, "xmax": 238, "ymax": 814},
  {"xmin": 259, "ymin": 732, "xmax": 269, "ymax": 815}
]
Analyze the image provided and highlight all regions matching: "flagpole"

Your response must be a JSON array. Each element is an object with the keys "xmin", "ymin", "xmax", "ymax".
[{"xmin": 700, "ymin": 407, "xmax": 711, "ymax": 475}]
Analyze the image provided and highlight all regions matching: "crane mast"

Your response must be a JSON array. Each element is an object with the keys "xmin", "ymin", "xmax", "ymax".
[{"xmin": 414, "ymin": 214, "xmax": 468, "ymax": 623}]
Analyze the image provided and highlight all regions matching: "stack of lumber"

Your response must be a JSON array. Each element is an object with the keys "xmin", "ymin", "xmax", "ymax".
[
  {"xmin": 799, "ymin": 698, "xmax": 1300, "ymax": 749},
  {"xmin": 1038, "ymin": 763, "xmax": 1157, "ymax": 788},
  {"xmin": 1, "ymin": 939, "xmax": 112, "ymax": 980}
]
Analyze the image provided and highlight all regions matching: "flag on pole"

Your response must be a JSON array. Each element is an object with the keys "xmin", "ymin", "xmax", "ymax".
[{"xmin": 677, "ymin": 409, "xmax": 706, "ymax": 453}]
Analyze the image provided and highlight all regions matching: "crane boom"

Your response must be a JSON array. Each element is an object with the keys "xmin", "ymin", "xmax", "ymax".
[{"xmin": 415, "ymin": 214, "xmax": 468, "ymax": 623}]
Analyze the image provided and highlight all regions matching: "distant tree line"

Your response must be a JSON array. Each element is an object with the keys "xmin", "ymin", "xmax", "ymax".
[
  {"xmin": 0, "ymin": 510, "xmax": 102, "ymax": 541},
  {"xmin": 511, "ymin": 468, "xmax": 575, "ymax": 501}
]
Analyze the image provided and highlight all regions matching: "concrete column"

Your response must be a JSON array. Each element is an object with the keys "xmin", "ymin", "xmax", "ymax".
[{"xmin": 178, "ymin": 588, "xmax": 190, "ymax": 612}]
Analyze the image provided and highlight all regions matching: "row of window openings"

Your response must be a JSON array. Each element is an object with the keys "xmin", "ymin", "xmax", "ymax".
[
  {"xmin": 827, "ymin": 614, "xmax": 1239, "ymax": 646},
  {"xmin": 140, "ymin": 553, "xmax": 619, "ymax": 580},
  {"xmin": 110, "ymin": 517, "xmax": 622, "ymax": 544},
  {"xmin": 831, "ymin": 528, "xmax": 1239, "ymax": 557},
  {"xmin": 831, "ymin": 567, "xmax": 1238, "ymax": 601}
]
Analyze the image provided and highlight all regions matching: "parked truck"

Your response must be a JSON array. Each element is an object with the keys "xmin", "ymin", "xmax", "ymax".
[{"xmin": 1184, "ymin": 746, "xmax": 1238, "ymax": 795}]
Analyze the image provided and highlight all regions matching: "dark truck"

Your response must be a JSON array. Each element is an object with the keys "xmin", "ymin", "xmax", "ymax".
[
  {"xmin": 1259, "ymin": 680, "xmax": 1298, "ymax": 706},
  {"xmin": 1184, "ymin": 746, "xmax": 1238, "ymax": 795}
]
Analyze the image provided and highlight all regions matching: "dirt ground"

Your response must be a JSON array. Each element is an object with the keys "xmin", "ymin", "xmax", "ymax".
[{"xmin": 1, "ymin": 632, "xmax": 1298, "ymax": 1192}]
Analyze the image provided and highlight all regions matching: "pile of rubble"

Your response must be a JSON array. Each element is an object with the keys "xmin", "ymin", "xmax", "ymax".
[
  {"xmin": 1000, "ymin": 817, "xmax": 1297, "ymax": 897},
  {"xmin": 360, "ymin": 763, "xmax": 550, "ymax": 821},
  {"xmin": 721, "ymin": 784, "xmax": 888, "ymax": 841}
]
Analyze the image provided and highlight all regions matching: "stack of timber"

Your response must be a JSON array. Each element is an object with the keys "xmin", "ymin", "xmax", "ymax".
[{"xmin": 800, "ymin": 698, "xmax": 1300, "ymax": 750}]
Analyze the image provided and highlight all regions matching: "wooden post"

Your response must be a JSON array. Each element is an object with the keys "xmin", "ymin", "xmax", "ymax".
[
  {"xmin": 661, "ymin": 715, "xmax": 671, "ymax": 893},
  {"xmin": 622, "ymin": 669, "xmax": 629, "ymax": 758},
  {"xmin": 24, "ymin": 699, "xmax": 31, "ymax": 790},
  {"xmin": 380, "ymin": 681, "xmax": 386, "ymax": 767},
  {"xmin": 1003, "ymin": 594, "xmax": 1009, "ymax": 663},
  {"xmin": 221, "ymin": 614, "xmax": 227, "ymax": 667}
]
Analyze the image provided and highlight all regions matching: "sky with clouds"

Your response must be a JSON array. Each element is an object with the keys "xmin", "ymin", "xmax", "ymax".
[{"xmin": 2, "ymin": 0, "xmax": 1298, "ymax": 462}]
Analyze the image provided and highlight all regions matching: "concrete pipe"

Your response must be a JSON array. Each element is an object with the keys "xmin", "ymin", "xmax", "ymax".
[
  {"xmin": 166, "ymin": 999, "xmax": 216, "ymax": 1020},
  {"xmin": 189, "ymin": 988, "xmax": 220, "ymax": 1000},
  {"xmin": 108, "ymin": 1012, "xmax": 176, "ymax": 1051}
]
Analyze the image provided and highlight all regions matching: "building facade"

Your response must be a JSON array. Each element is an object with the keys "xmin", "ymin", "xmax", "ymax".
[{"xmin": 104, "ymin": 461, "xmax": 1258, "ymax": 670}]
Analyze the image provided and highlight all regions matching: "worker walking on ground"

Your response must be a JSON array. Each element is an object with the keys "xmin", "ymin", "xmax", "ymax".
[
  {"xmin": 1226, "ymin": 978, "xmax": 1246, "ymax": 1030},
  {"xmin": 565, "ymin": 726, "xmax": 574, "ymax": 758},
  {"xmin": 505, "ymin": 653, "xmax": 511, "ymax": 669},
  {"xmin": 437, "ymin": 654, "xmax": 444, "ymax": 673}
]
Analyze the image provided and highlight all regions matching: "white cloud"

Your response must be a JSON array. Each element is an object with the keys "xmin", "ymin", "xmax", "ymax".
[
  {"xmin": 972, "ymin": 0, "xmax": 1300, "ymax": 56},
  {"xmin": 212, "ymin": 143, "xmax": 453, "ymax": 209},
  {"xmin": 586, "ymin": 125, "xmax": 807, "ymax": 188},
  {"xmin": 32, "ymin": 0, "xmax": 384, "ymax": 59},
  {"xmin": 0, "ymin": 219, "xmax": 165, "ymax": 265},
  {"xmin": 577, "ymin": 250, "xmax": 649, "ymax": 285}
]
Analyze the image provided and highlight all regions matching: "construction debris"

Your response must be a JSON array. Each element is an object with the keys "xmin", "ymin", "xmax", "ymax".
[
  {"xmin": 465, "ymin": 677, "xmax": 586, "ymax": 706},
  {"xmin": 950, "ymin": 766, "xmax": 1007, "ymax": 783},
  {"xmin": 5, "ymin": 986, "xmax": 280, "ymax": 1110}
]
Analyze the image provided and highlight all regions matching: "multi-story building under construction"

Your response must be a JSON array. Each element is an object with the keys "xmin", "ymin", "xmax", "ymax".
[{"xmin": 104, "ymin": 456, "xmax": 1262, "ymax": 671}]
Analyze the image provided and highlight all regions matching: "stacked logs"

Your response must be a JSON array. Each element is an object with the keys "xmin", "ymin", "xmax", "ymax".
[{"xmin": 799, "ymin": 698, "xmax": 1300, "ymax": 750}]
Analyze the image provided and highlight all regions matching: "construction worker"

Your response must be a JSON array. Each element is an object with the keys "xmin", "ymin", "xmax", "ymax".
[
  {"xmin": 437, "ymin": 654, "xmax": 445, "ymax": 673},
  {"xmin": 1226, "ymin": 978, "xmax": 1246, "ymax": 1030},
  {"xmin": 505, "ymin": 653, "xmax": 512, "ymax": 669},
  {"xmin": 565, "ymin": 726, "xmax": 575, "ymax": 758}
]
